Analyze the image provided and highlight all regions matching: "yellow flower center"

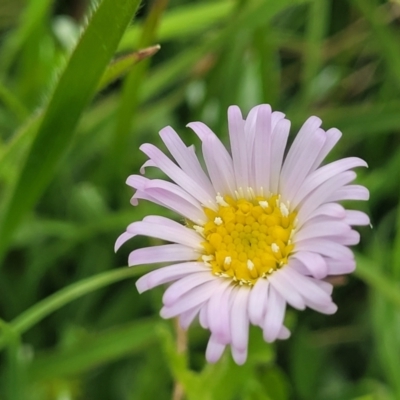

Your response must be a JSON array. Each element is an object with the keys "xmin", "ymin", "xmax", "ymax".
[{"xmin": 194, "ymin": 194, "xmax": 297, "ymax": 286}]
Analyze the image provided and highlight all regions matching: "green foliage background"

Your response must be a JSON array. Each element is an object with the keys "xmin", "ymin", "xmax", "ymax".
[{"xmin": 0, "ymin": 0, "xmax": 399, "ymax": 399}]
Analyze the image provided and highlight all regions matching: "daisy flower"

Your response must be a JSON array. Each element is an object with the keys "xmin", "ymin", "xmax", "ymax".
[{"xmin": 115, "ymin": 104, "xmax": 369, "ymax": 365}]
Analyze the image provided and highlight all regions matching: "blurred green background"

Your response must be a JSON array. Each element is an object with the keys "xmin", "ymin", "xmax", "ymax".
[{"xmin": 0, "ymin": 0, "xmax": 399, "ymax": 399}]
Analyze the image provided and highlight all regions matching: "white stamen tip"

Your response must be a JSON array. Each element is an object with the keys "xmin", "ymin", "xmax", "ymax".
[
  {"xmin": 193, "ymin": 225, "xmax": 205, "ymax": 235},
  {"xmin": 259, "ymin": 200, "xmax": 269, "ymax": 209},
  {"xmin": 271, "ymin": 243, "xmax": 279, "ymax": 253},
  {"xmin": 280, "ymin": 203, "xmax": 289, "ymax": 217},
  {"xmin": 216, "ymin": 194, "xmax": 229, "ymax": 207},
  {"xmin": 202, "ymin": 255, "xmax": 214, "ymax": 262},
  {"xmin": 247, "ymin": 260, "xmax": 254, "ymax": 270},
  {"xmin": 224, "ymin": 256, "xmax": 232, "ymax": 265},
  {"xmin": 214, "ymin": 217, "xmax": 223, "ymax": 225}
]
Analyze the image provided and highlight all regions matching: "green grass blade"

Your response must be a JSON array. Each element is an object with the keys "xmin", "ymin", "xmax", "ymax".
[
  {"xmin": 118, "ymin": 1, "xmax": 234, "ymax": 51},
  {"xmin": 0, "ymin": 266, "xmax": 149, "ymax": 351},
  {"xmin": 97, "ymin": 45, "xmax": 161, "ymax": 92},
  {"xmin": 301, "ymin": 0, "xmax": 329, "ymax": 103},
  {"xmin": 355, "ymin": 253, "xmax": 400, "ymax": 310},
  {"xmin": 0, "ymin": 80, "xmax": 29, "ymax": 121},
  {"xmin": 0, "ymin": 0, "xmax": 141, "ymax": 262},
  {"xmin": 0, "ymin": 0, "xmax": 52, "ymax": 75},
  {"xmin": 29, "ymin": 319, "xmax": 158, "ymax": 380},
  {"xmin": 353, "ymin": 0, "xmax": 400, "ymax": 89}
]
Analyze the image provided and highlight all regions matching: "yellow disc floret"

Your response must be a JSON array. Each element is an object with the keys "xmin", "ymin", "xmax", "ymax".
[{"xmin": 192, "ymin": 194, "xmax": 297, "ymax": 286}]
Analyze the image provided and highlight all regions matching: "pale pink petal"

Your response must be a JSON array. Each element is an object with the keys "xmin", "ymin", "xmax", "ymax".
[
  {"xmin": 269, "ymin": 119, "xmax": 291, "ymax": 194},
  {"xmin": 263, "ymin": 286, "xmax": 286, "ymax": 342},
  {"xmin": 311, "ymin": 278, "xmax": 333, "ymax": 295},
  {"xmin": 327, "ymin": 185, "xmax": 370, "ymax": 202},
  {"xmin": 227, "ymin": 105, "xmax": 248, "ymax": 190},
  {"xmin": 145, "ymin": 187, "xmax": 206, "ymax": 224},
  {"xmin": 140, "ymin": 143, "xmax": 216, "ymax": 208},
  {"xmin": 231, "ymin": 346, "xmax": 247, "ymax": 365},
  {"xmin": 127, "ymin": 220, "xmax": 202, "ymax": 250},
  {"xmin": 271, "ymin": 111, "xmax": 285, "ymax": 129},
  {"xmin": 283, "ymin": 265, "xmax": 333, "ymax": 308},
  {"xmin": 139, "ymin": 159, "xmax": 156, "ymax": 174},
  {"xmin": 281, "ymin": 128, "xmax": 326, "ymax": 202},
  {"xmin": 309, "ymin": 127, "xmax": 342, "ymax": 172},
  {"xmin": 160, "ymin": 279, "xmax": 221, "ymax": 318},
  {"xmin": 144, "ymin": 178, "xmax": 203, "ymax": 209},
  {"xmin": 280, "ymin": 117, "xmax": 322, "ymax": 188},
  {"xmin": 199, "ymin": 303, "xmax": 209, "ymax": 328},
  {"xmin": 277, "ymin": 325, "xmax": 291, "ymax": 340},
  {"xmin": 296, "ymin": 171, "xmax": 357, "ymax": 223},
  {"xmin": 179, "ymin": 305, "xmax": 201, "ymax": 329},
  {"xmin": 163, "ymin": 272, "xmax": 215, "ymax": 306},
  {"xmin": 159, "ymin": 126, "xmax": 215, "ymax": 196},
  {"xmin": 142, "ymin": 215, "xmax": 184, "ymax": 227},
  {"xmin": 115, "ymin": 231, "xmax": 135, "ymax": 252},
  {"xmin": 136, "ymin": 262, "xmax": 207, "ymax": 293},
  {"xmin": 344, "ymin": 210, "xmax": 370, "ymax": 226},
  {"xmin": 291, "ymin": 157, "xmax": 368, "ymax": 209},
  {"xmin": 334, "ymin": 230, "xmax": 361, "ymax": 245},
  {"xmin": 326, "ymin": 258, "xmax": 356, "ymax": 274},
  {"xmin": 206, "ymin": 335, "xmax": 226, "ymax": 363},
  {"xmin": 200, "ymin": 133, "xmax": 236, "ymax": 196},
  {"xmin": 268, "ymin": 269, "xmax": 306, "ymax": 309},
  {"xmin": 291, "ymin": 251, "xmax": 328, "ymax": 279},
  {"xmin": 295, "ymin": 221, "xmax": 350, "ymax": 242},
  {"xmin": 129, "ymin": 244, "xmax": 199, "ymax": 267},
  {"xmin": 230, "ymin": 287, "xmax": 250, "ymax": 352},
  {"xmin": 294, "ymin": 239, "xmax": 354, "ymax": 260},
  {"xmin": 306, "ymin": 203, "xmax": 346, "ymax": 221},
  {"xmin": 253, "ymin": 105, "xmax": 272, "ymax": 194},
  {"xmin": 207, "ymin": 281, "xmax": 233, "ymax": 344},
  {"xmin": 248, "ymin": 279, "xmax": 269, "ymax": 326}
]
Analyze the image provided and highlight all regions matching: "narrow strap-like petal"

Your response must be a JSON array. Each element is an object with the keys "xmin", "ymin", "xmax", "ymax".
[
  {"xmin": 160, "ymin": 279, "xmax": 221, "ymax": 318},
  {"xmin": 269, "ymin": 119, "xmax": 290, "ymax": 194},
  {"xmin": 327, "ymin": 185, "xmax": 370, "ymax": 202},
  {"xmin": 179, "ymin": 305, "xmax": 201, "ymax": 330},
  {"xmin": 115, "ymin": 231, "xmax": 135, "ymax": 252},
  {"xmin": 344, "ymin": 210, "xmax": 370, "ymax": 226},
  {"xmin": 129, "ymin": 244, "xmax": 200, "ymax": 267},
  {"xmin": 140, "ymin": 143, "xmax": 216, "ymax": 209},
  {"xmin": 296, "ymin": 171, "xmax": 357, "ymax": 222},
  {"xmin": 163, "ymin": 272, "xmax": 215, "ymax": 306},
  {"xmin": 187, "ymin": 122, "xmax": 236, "ymax": 196},
  {"xmin": 253, "ymin": 105, "xmax": 272, "ymax": 195},
  {"xmin": 291, "ymin": 157, "xmax": 368, "ymax": 209},
  {"xmin": 263, "ymin": 286, "xmax": 286, "ymax": 342},
  {"xmin": 206, "ymin": 335, "xmax": 226, "ymax": 363},
  {"xmin": 159, "ymin": 126, "xmax": 215, "ymax": 196},
  {"xmin": 136, "ymin": 262, "xmax": 208, "ymax": 293},
  {"xmin": 127, "ymin": 220, "xmax": 203, "ymax": 249},
  {"xmin": 228, "ymin": 105, "xmax": 248, "ymax": 190},
  {"xmin": 290, "ymin": 251, "xmax": 328, "ymax": 279},
  {"xmin": 248, "ymin": 279, "xmax": 269, "ymax": 326},
  {"xmin": 309, "ymin": 127, "xmax": 342, "ymax": 172},
  {"xmin": 268, "ymin": 269, "xmax": 306, "ymax": 309},
  {"xmin": 230, "ymin": 287, "xmax": 251, "ymax": 352},
  {"xmin": 295, "ymin": 221, "xmax": 350, "ymax": 242},
  {"xmin": 326, "ymin": 258, "xmax": 356, "ymax": 275},
  {"xmin": 207, "ymin": 280, "xmax": 233, "ymax": 344},
  {"xmin": 280, "ymin": 128, "xmax": 326, "ymax": 202},
  {"xmin": 294, "ymin": 239, "xmax": 354, "ymax": 260}
]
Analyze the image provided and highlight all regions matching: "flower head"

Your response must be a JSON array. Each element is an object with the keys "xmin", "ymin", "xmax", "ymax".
[{"xmin": 116, "ymin": 104, "xmax": 369, "ymax": 365}]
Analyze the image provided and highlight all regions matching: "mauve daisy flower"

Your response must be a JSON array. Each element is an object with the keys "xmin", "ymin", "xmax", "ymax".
[{"xmin": 115, "ymin": 104, "xmax": 369, "ymax": 365}]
